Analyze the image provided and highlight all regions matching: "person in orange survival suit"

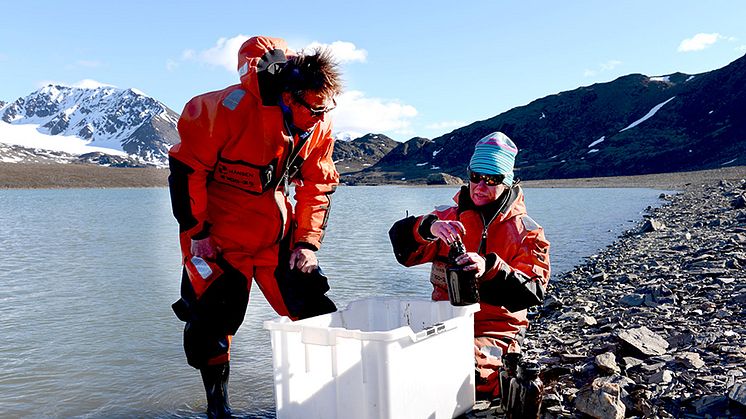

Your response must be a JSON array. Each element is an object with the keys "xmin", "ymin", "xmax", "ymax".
[
  {"xmin": 168, "ymin": 36, "xmax": 342, "ymax": 418},
  {"xmin": 388, "ymin": 132, "xmax": 550, "ymax": 403}
]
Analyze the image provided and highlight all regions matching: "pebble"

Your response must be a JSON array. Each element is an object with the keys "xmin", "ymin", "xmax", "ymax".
[{"xmin": 595, "ymin": 352, "xmax": 621, "ymax": 374}]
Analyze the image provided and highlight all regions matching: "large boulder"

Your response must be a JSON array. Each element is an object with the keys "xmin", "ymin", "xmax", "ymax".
[{"xmin": 426, "ymin": 172, "xmax": 464, "ymax": 185}]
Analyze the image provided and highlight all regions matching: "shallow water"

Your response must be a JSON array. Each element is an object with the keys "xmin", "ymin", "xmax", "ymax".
[{"xmin": 0, "ymin": 185, "xmax": 666, "ymax": 418}]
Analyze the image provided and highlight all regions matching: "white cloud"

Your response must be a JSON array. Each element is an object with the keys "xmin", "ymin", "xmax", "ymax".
[
  {"xmin": 166, "ymin": 59, "xmax": 179, "ymax": 72},
  {"xmin": 678, "ymin": 33, "xmax": 723, "ymax": 52},
  {"xmin": 182, "ymin": 34, "xmax": 250, "ymax": 72},
  {"xmin": 425, "ymin": 120, "xmax": 466, "ymax": 131},
  {"xmin": 583, "ymin": 60, "xmax": 622, "ymax": 77},
  {"xmin": 303, "ymin": 41, "xmax": 367, "ymax": 63},
  {"xmin": 331, "ymin": 90, "xmax": 417, "ymax": 138},
  {"xmin": 737, "ymin": 45, "xmax": 746, "ymax": 52},
  {"xmin": 182, "ymin": 36, "xmax": 367, "ymax": 72}
]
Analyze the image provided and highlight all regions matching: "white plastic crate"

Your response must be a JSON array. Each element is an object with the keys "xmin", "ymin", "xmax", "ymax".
[{"xmin": 263, "ymin": 297, "xmax": 479, "ymax": 419}]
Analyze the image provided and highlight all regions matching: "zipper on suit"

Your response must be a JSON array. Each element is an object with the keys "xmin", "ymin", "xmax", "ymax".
[{"xmin": 477, "ymin": 189, "xmax": 511, "ymax": 254}]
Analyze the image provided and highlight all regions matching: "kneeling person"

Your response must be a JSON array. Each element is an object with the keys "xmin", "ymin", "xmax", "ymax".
[{"xmin": 388, "ymin": 132, "xmax": 551, "ymax": 401}]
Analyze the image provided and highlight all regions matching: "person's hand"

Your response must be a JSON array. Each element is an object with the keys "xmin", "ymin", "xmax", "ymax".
[
  {"xmin": 455, "ymin": 252, "xmax": 487, "ymax": 278},
  {"xmin": 289, "ymin": 247, "xmax": 318, "ymax": 273},
  {"xmin": 191, "ymin": 237, "xmax": 218, "ymax": 260},
  {"xmin": 430, "ymin": 220, "xmax": 466, "ymax": 245}
]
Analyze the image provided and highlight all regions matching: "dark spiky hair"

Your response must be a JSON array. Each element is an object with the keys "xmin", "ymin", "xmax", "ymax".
[{"xmin": 283, "ymin": 47, "xmax": 343, "ymax": 98}]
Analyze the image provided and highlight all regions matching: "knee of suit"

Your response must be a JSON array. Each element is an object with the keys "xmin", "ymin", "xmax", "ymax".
[
  {"xmin": 176, "ymin": 260, "xmax": 249, "ymax": 369},
  {"xmin": 176, "ymin": 260, "xmax": 250, "ymax": 332},
  {"xmin": 184, "ymin": 322, "xmax": 232, "ymax": 369}
]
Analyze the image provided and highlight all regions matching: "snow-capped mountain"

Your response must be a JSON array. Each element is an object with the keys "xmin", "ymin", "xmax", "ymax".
[
  {"xmin": 0, "ymin": 84, "xmax": 180, "ymax": 166},
  {"xmin": 333, "ymin": 132, "xmax": 357, "ymax": 142}
]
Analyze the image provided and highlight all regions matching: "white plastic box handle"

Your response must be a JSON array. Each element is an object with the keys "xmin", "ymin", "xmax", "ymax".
[{"xmin": 413, "ymin": 322, "xmax": 449, "ymax": 341}]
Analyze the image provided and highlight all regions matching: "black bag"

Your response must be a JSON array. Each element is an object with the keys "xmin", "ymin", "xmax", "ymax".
[{"xmin": 276, "ymin": 265, "xmax": 337, "ymax": 320}]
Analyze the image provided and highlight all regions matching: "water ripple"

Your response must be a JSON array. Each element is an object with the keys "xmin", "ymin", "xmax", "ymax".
[{"xmin": 0, "ymin": 186, "xmax": 665, "ymax": 417}]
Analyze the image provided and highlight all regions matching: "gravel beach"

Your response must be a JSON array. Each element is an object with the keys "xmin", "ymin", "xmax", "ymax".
[
  {"xmin": 466, "ymin": 172, "xmax": 746, "ymax": 418},
  {"xmin": 527, "ymin": 178, "xmax": 746, "ymax": 418}
]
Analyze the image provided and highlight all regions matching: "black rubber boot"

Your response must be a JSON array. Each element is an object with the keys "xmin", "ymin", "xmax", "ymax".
[{"xmin": 200, "ymin": 362, "xmax": 232, "ymax": 419}]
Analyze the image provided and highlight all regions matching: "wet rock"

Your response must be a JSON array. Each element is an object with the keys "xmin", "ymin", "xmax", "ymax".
[
  {"xmin": 640, "ymin": 218, "xmax": 665, "ymax": 232},
  {"xmin": 732, "ymin": 192, "xmax": 746, "ymax": 209},
  {"xmin": 542, "ymin": 295, "xmax": 563, "ymax": 310},
  {"xmin": 579, "ymin": 315, "xmax": 597, "ymax": 327},
  {"xmin": 543, "ymin": 392, "xmax": 562, "ymax": 407},
  {"xmin": 623, "ymin": 357, "xmax": 643, "ymax": 370},
  {"xmin": 595, "ymin": 374, "xmax": 635, "ymax": 389},
  {"xmin": 560, "ymin": 353, "xmax": 586, "ymax": 362},
  {"xmin": 619, "ymin": 293, "xmax": 644, "ymax": 306},
  {"xmin": 675, "ymin": 351, "xmax": 705, "ymax": 369},
  {"xmin": 541, "ymin": 365, "xmax": 572, "ymax": 382},
  {"xmin": 639, "ymin": 361, "xmax": 666, "ymax": 373},
  {"xmin": 616, "ymin": 326, "xmax": 669, "ymax": 356},
  {"xmin": 692, "ymin": 394, "xmax": 730, "ymax": 415},
  {"xmin": 591, "ymin": 271, "xmax": 607, "ymax": 282},
  {"xmin": 574, "ymin": 379, "xmax": 625, "ymax": 419},
  {"xmin": 667, "ymin": 333, "xmax": 695, "ymax": 349},
  {"xmin": 426, "ymin": 172, "xmax": 463, "ymax": 185},
  {"xmin": 640, "ymin": 284, "xmax": 677, "ymax": 305},
  {"xmin": 595, "ymin": 352, "xmax": 621, "ymax": 374},
  {"xmin": 646, "ymin": 369, "xmax": 674, "ymax": 384},
  {"xmin": 729, "ymin": 383, "xmax": 746, "ymax": 407},
  {"xmin": 726, "ymin": 369, "xmax": 744, "ymax": 388}
]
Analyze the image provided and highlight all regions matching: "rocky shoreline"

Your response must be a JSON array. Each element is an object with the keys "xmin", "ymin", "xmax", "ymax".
[{"xmin": 482, "ymin": 179, "xmax": 746, "ymax": 418}]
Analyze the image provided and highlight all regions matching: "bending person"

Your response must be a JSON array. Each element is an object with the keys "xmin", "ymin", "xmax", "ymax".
[{"xmin": 168, "ymin": 36, "xmax": 342, "ymax": 418}]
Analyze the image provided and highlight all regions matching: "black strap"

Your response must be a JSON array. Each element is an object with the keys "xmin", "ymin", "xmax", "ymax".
[
  {"xmin": 266, "ymin": 110, "xmax": 313, "ymax": 193},
  {"xmin": 256, "ymin": 49, "xmax": 288, "ymax": 106}
]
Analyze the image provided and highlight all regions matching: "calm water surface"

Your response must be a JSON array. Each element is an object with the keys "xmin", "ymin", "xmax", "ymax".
[{"xmin": 0, "ymin": 186, "xmax": 667, "ymax": 418}]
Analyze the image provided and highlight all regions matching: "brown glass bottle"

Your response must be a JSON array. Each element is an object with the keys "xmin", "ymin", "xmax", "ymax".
[
  {"xmin": 499, "ymin": 352, "xmax": 523, "ymax": 412},
  {"xmin": 445, "ymin": 239, "xmax": 480, "ymax": 306},
  {"xmin": 506, "ymin": 360, "xmax": 543, "ymax": 419}
]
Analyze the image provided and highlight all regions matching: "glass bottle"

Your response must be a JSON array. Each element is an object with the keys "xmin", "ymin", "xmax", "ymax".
[
  {"xmin": 445, "ymin": 239, "xmax": 480, "ymax": 306},
  {"xmin": 499, "ymin": 352, "xmax": 523, "ymax": 412},
  {"xmin": 507, "ymin": 360, "xmax": 543, "ymax": 419}
]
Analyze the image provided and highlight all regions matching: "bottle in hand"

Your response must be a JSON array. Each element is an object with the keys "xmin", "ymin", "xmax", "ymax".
[{"xmin": 445, "ymin": 239, "xmax": 480, "ymax": 306}]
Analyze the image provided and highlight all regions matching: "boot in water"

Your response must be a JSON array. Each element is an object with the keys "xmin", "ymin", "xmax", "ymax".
[{"xmin": 200, "ymin": 362, "xmax": 231, "ymax": 419}]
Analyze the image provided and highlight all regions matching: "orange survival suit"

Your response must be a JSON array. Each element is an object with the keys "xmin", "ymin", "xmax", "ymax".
[
  {"xmin": 168, "ymin": 36, "xmax": 339, "ymax": 369},
  {"xmin": 389, "ymin": 184, "xmax": 550, "ymax": 399}
]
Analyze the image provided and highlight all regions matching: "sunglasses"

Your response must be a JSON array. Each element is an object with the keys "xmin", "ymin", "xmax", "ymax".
[
  {"xmin": 293, "ymin": 94, "xmax": 337, "ymax": 117},
  {"xmin": 469, "ymin": 171, "xmax": 504, "ymax": 186}
]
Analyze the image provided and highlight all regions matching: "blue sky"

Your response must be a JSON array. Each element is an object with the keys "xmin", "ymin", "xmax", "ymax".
[{"xmin": 1, "ymin": 1, "xmax": 744, "ymax": 141}]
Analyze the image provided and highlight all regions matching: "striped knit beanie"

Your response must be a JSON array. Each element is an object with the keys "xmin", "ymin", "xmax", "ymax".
[{"xmin": 468, "ymin": 132, "xmax": 518, "ymax": 186}]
